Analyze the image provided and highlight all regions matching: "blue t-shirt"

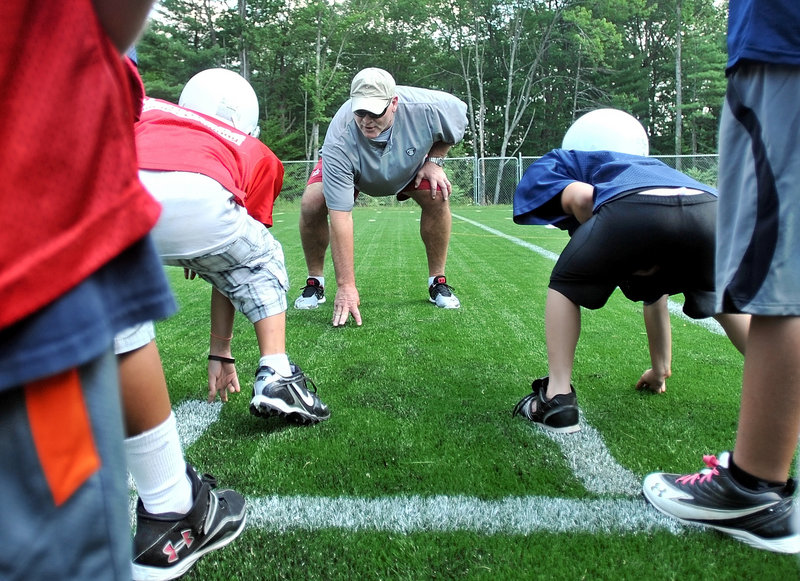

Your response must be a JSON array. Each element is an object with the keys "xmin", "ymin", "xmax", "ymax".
[
  {"xmin": 727, "ymin": 0, "xmax": 800, "ymax": 70},
  {"xmin": 0, "ymin": 235, "xmax": 176, "ymax": 391},
  {"xmin": 512, "ymin": 149, "xmax": 717, "ymax": 228}
]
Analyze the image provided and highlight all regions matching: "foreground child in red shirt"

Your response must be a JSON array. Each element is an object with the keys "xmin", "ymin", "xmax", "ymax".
[{"xmin": 0, "ymin": 1, "xmax": 175, "ymax": 578}]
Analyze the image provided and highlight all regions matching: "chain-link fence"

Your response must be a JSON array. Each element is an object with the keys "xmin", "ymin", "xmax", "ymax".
[{"xmin": 281, "ymin": 154, "xmax": 720, "ymax": 207}]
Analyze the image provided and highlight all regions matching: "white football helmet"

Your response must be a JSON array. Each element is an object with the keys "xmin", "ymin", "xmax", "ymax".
[
  {"xmin": 561, "ymin": 108, "xmax": 649, "ymax": 156},
  {"xmin": 179, "ymin": 68, "xmax": 260, "ymax": 138}
]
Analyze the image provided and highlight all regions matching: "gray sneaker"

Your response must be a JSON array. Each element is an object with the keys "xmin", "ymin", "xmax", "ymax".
[
  {"xmin": 250, "ymin": 363, "xmax": 330, "ymax": 424},
  {"xmin": 294, "ymin": 277, "xmax": 326, "ymax": 309},
  {"xmin": 643, "ymin": 451, "xmax": 800, "ymax": 554}
]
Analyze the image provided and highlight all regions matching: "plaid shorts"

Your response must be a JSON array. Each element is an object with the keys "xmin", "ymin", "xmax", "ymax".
[{"xmin": 164, "ymin": 217, "xmax": 289, "ymax": 323}]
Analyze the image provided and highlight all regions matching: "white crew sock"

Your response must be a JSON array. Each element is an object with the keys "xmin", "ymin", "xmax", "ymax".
[
  {"xmin": 259, "ymin": 353, "xmax": 292, "ymax": 376},
  {"xmin": 125, "ymin": 411, "xmax": 193, "ymax": 515}
]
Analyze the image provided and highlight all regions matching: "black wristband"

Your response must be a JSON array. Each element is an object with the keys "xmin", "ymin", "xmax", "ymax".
[{"xmin": 208, "ymin": 354, "xmax": 235, "ymax": 364}]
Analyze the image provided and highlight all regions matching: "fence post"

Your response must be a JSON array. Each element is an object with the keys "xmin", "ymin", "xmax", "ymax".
[{"xmin": 473, "ymin": 155, "xmax": 480, "ymax": 205}]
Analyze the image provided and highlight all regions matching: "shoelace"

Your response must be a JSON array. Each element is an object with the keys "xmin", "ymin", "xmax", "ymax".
[
  {"xmin": 432, "ymin": 282, "xmax": 455, "ymax": 297},
  {"xmin": 675, "ymin": 454, "xmax": 720, "ymax": 485}
]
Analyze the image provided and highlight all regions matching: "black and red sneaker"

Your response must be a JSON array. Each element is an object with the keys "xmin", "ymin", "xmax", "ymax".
[
  {"xmin": 294, "ymin": 277, "xmax": 326, "ymax": 309},
  {"xmin": 132, "ymin": 464, "xmax": 246, "ymax": 580},
  {"xmin": 428, "ymin": 274, "xmax": 460, "ymax": 308}
]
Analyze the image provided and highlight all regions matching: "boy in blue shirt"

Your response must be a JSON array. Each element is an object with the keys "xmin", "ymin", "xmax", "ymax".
[{"xmin": 512, "ymin": 110, "xmax": 749, "ymax": 434}]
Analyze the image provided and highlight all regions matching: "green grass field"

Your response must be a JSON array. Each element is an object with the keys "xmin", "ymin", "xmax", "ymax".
[{"xmin": 152, "ymin": 205, "xmax": 800, "ymax": 580}]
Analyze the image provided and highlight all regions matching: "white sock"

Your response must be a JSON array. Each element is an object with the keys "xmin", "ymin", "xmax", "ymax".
[
  {"xmin": 428, "ymin": 276, "xmax": 436, "ymax": 287},
  {"xmin": 311, "ymin": 276, "xmax": 325, "ymax": 287},
  {"xmin": 125, "ymin": 411, "xmax": 193, "ymax": 515},
  {"xmin": 259, "ymin": 353, "xmax": 292, "ymax": 376}
]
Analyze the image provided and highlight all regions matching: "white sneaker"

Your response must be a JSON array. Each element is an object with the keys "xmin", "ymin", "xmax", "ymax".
[
  {"xmin": 294, "ymin": 277, "xmax": 326, "ymax": 309},
  {"xmin": 428, "ymin": 275, "xmax": 460, "ymax": 309}
]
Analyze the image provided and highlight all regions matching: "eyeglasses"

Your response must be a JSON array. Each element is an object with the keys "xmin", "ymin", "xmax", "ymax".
[{"xmin": 354, "ymin": 103, "xmax": 390, "ymax": 119}]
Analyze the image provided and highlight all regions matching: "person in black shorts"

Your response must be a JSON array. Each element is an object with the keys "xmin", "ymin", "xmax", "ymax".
[{"xmin": 511, "ymin": 108, "xmax": 749, "ymax": 434}]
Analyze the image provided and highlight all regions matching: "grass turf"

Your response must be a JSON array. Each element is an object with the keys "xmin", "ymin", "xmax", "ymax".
[{"xmin": 153, "ymin": 204, "xmax": 799, "ymax": 580}]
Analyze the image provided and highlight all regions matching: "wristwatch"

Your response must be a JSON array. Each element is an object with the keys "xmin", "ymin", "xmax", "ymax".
[{"xmin": 426, "ymin": 156, "xmax": 446, "ymax": 167}]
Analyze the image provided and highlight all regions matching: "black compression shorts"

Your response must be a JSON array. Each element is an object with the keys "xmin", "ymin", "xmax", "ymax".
[{"xmin": 549, "ymin": 192, "xmax": 718, "ymax": 319}]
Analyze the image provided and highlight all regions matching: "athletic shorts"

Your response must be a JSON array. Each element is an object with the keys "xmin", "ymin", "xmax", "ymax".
[
  {"xmin": 307, "ymin": 157, "xmax": 442, "ymax": 202},
  {"xmin": 716, "ymin": 63, "xmax": 800, "ymax": 315},
  {"xmin": 0, "ymin": 350, "xmax": 130, "ymax": 579},
  {"xmin": 164, "ymin": 216, "xmax": 289, "ymax": 323},
  {"xmin": 550, "ymin": 191, "xmax": 718, "ymax": 318},
  {"xmin": 113, "ymin": 321, "xmax": 156, "ymax": 355}
]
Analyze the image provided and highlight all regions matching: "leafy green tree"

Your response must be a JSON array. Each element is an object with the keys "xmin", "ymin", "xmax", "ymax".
[
  {"xmin": 135, "ymin": 0, "xmax": 728, "ymax": 164},
  {"xmin": 137, "ymin": 0, "xmax": 232, "ymax": 102},
  {"xmin": 678, "ymin": 0, "xmax": 727, "ymax": 155}
]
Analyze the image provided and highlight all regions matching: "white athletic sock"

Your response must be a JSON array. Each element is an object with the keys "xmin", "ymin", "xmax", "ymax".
[
  {"xmin": 125, "ymin": 411, "xmax": 193, "ymax": 515},
  {"xmin": 428, "ymin": 276, "xmax": 436, "ymax": 287},
  {"xmin": 259, "ymin": 353, "xmax": 292, "ymax": 376},
  {"xmin": 312, "ymin": 276, "xmax": 325, "ymax": 287}
]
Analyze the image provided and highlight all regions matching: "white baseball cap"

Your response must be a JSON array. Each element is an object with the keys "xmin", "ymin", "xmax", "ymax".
[{"xmin": 350, "ymin": 68, "xmax": 396, "ymax": 114}]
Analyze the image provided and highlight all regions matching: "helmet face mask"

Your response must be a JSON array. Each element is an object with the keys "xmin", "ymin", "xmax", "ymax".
[
  {"xmin": 561, "ymin": 108, "xmax": 649, "ymax": 156},
  {"xmin": 179, "ymin": 68, "xmax": 260, "ymax": 137}
]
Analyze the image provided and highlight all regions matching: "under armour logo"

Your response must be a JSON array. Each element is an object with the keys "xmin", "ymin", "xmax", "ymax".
[
  {"xmin": 406, "ymin": 148, "xmax": 416, "ymax": 156},
  {"xmin": 162, "ymin": 529, "xmax": 195, "ymax": 563}
]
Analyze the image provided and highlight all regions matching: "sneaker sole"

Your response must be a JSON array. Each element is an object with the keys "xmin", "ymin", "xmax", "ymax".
[
  {"xmin": 249, "ymin": 395, "xmax": 330, "ymax": 425},
  {"xmin": 537, "ymin": 421, "xmax": 581, "ymax": 434},
  {"xmin": 131, "ymin": 512, "xmax": 247, "ymax": 581},
  {"xmin": 429, "ymin": 297, "xmax": 460, "ymax": 309},
  {"xmin": 708, "ymin": 523, "xmax": 800, "ymax": 554},
  {"xmin": 294, "ymin": 296, "xmax": 326, "ymax": 310}
]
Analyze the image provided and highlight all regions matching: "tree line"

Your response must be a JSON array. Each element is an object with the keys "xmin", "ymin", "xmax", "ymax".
[{"xmin": 137, "ymin": 0, "xmax": 728, "ymax": 161}]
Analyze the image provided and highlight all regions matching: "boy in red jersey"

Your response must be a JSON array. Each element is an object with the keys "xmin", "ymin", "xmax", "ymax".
[
  {"xmin": 132, "ymin": 69, "xmax": 330, "ymax": 425},
  {"xmin": 111, "ymin": 56, "xmax": 248, "ymax": 581}
]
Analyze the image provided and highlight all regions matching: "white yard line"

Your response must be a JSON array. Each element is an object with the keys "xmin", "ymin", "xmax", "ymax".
[
  {"xmin": 125, "ymin": 394, "xmax": 683, "ymax": 536},
  {"xmin": 543, "ymin": 419, "xmax": 641, "ymax": 496},
  {"xmin": 129, "ymin": 215, "xmax": 721, "ymax": 536},
  {"xmin": 246, "ymin": 493, "xmax": 683, "ymax": 535}
]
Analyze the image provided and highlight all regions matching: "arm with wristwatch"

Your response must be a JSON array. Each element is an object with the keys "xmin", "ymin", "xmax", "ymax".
[{"xmin": 415, "ymin": 142, "xmax": 453, "ymax": 199}]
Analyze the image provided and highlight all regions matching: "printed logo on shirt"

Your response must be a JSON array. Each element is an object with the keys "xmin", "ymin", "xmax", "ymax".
[
  {"xmin": 142, "ymin": 98, "xmax": 247, "ymax": 146},
  {"xmin": 406, "ymin": 148, "xmax": 416, "ymax": 157}
]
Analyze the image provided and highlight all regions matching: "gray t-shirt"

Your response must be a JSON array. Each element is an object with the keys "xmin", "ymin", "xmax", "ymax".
[{"xmin": 320, "ymin": 86, "xmax": 468, "ymax": 211}]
